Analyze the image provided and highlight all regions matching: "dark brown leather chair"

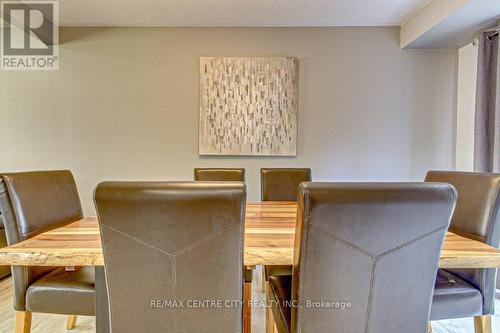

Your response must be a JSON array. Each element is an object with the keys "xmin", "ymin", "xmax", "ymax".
[
  {"xmin": 0, "ymin": 214, "xmax": 10, "ymax": 279},
  {"xmin": 94, "ymin": 181, "xmax": 246, "ymax": 333},
  {"xmin": 193, "ymin": 167, "xmax": 252, "ymax": 332},
  {"xmin": 426, "ymin": 171, "xmax": 500, "ymax": 333},
  {"xmin": 261, "ymin": 168, "xmax": 311, "ymax": 328},
  {"xmin": 193, "ymin": 169, "xmax": 247, "ymax": 279},
  {"xmin": 0, "ymin": 170, "xmax": 95, "ymax": 333},
  {"xmin": 267, "ymin": 182, "xmax": 457, "ymax": 333},
  {"xmin": 195, "ymin": 168, "xmax": 245, "ymax": 182},
  {"xmin": 260, "ymin": 168, "xmax": 311, "ymax": 201}
]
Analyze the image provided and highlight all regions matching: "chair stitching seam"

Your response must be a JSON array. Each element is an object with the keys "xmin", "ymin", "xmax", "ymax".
[
  {"xmin": 308, "ymin": 224, "xmax": 376, "ymax": 259},
  {"xmin": 376, "ymin": 224, "xmax": 448, "ymax": 259},
  {"xmin": 364, "ymin": 260, "xmax": 377, "ymax": 333},
  {"xmin": 100, "ymin": 223, "xmax": 174, "ymax": 257},
  {"xmin": 309, "ymin": 223, "xmax": 449, "ymax": 260},
  {"xmin": 174, "ymin": 223, "xmax": 241, "ymax": 256},
  {"xmin": 101, "ymin": 222, "xmax": 241, "ymax": 258},
  {"xmin": 172, "ymin": 255, "xmax": 177, "ymax": 297}
]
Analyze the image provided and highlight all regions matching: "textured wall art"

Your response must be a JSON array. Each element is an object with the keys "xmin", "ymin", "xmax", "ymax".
[{"xmin": 199, "ymin": 57, "xmax": 298, "ymax": 156}]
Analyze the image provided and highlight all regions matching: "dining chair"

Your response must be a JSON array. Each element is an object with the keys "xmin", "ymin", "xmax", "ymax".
[
  {"xmin": 94, "ymin": 181, "xmax": 246, "ymax": 333},
  {"xmin": 0, "ymin": 170, "xmax": 95, "ymax": 333},
  {"xmin": 425, "ymin": 171, "xmax": 500, "ymax": 333},
  {"xmin": 0, "ymin": 214, "xmax": 10, "ymax": 279},
  {"xmin": 260, "ymin": 168, "xmax": 311, "ymax": 201},
  {"xmin": 194, "ymin": 168, "xmax": 246, "ymax": 182},
  {"xmin": 260, "ymin": 168, "xmax": 311, "ymax": 332},
  {"xmin": 193, "ymin": 167, "xmax": 252, "ymax": 333},
  {"xmin": 267, "ymin": 182, "xmax": 457, "ymax": 333}
]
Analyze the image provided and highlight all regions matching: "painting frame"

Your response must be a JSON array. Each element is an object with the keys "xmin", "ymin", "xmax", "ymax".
[{"xmin": 199, "ymin": 56, "xmax": 298, "ymax": 156}]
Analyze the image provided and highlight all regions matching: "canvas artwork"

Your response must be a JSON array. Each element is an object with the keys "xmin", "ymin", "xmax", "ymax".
[{"xmin": 199, "ymin": 57, "xmax": 298, "ymax": 156}]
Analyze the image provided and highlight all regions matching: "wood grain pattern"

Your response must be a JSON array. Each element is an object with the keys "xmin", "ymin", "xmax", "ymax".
[
  {"xmin": 0, "ymin": 202, "xmax": 499, "ymax": 268},
  {"xmin": 0, "ymin": 217, "xmax": 103, "ymax": 266}
]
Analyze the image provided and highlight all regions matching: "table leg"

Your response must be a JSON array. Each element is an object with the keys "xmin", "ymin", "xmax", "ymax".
[{"xmin": 95, "ymin": 267, "xmax": 110, "ymax": 333}]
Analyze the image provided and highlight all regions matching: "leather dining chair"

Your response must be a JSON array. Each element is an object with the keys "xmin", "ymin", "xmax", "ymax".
[
  {"xmin": 94, "ymin": 181, "xmax": 246, "ymax": 333},
  {"xmin": 425, "ymin": 171, "xmax": 500, "ymax": 333},
  {"xmin": 0, "ymin": 170, "xmax": 95, "ymax": 333},
  {"xmin": 260, "ymin": 168, "xmax": 311, "ymax": 332},
  {"xmin": 0, "ymin": 213, "xmax": 11, "ymax": 279},
  {"xmin": 260, "ymin": 168, "xmax": 311, "ymax": 202},
  {"xmin": 193, "ymin": 168, "xmax": 252, "ymax": 333},
  {"xmin": 267, "ymin": 182, "xmax": 457, "ymax": 333},
  {"xmin": 194, "ymin": 168, "xmax": 246, "ymax": 182}
]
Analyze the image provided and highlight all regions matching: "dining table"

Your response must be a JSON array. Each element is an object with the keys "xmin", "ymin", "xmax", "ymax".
[{"xmin": 1, "ymin": 201, "xmax": 500, "ymax": 333}]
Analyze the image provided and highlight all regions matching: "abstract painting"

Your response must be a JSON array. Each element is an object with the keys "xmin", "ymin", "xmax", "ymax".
[{"xmin": 199, "ymin": 57, "xmax": 298, "ymax": 156}]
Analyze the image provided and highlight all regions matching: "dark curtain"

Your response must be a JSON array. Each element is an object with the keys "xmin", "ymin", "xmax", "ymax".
[{"xmin": 474, "ymin": 31, "xmax": 500, "ymax": 173}]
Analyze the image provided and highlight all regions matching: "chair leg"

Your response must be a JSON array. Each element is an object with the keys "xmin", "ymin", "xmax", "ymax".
[
  {"xmin": 67, "ymin": 315, "xmax": 78, "ymax": 330},
  {"xmin": 15, "ymin": 311, "xmax": 32, "ymax": 333},
  {"xmin": 262, "ymin": 266, "xmax": 267, "ymax": 291},
  {"xmin": 265, "ymin": 281, "xmax": 275, "ymax": 333},
  {"xmin": 474, "ymin": 315, "xmax": 492, "ymax": 333},
  {"xmin": 244, "ymin": 282, "xmax": 252, "ymax": 333},
  {"xmin": 428, "ymin": 322, "xmax": 432, "ymax": 332}
]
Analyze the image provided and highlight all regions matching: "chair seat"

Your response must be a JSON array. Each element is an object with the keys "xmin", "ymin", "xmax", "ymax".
[
  {"xmin": 264, "ymin": 265, "xmax": 292, "ymax": 280},
  {"xmin": 268, "ymin": 275, "xmax": 292, "ymax": 333},
  {"xmin": 430, "ymin": 269, "xmax": 483, "ymax": 321},
  {"xmin": 26, "ymin": 266, "xmax": 96, "ymax": 316}
]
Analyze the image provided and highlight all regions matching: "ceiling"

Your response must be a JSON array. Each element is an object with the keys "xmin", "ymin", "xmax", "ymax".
[
  {"xmin": 57, "ymin": 0, "xmax": 431, "ymax": 26},
  {"xmin": 405, "ymin": 0, "xmax": 500, "ymax": 48}
]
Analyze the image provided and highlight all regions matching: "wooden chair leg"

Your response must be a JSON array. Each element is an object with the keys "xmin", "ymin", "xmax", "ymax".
[
  {"xmin": 15, "ymin": 311, "xmax": 32, "ymax": 333},
  {"xmin": 261, "ymin": 266, "xmax": 267, "ymax": 291},
  {"xmin": 428, "ymin": 322, "xmax": 432, "ymax": 333},
  {"xmin": 265, "ymin": 281, "xmax": 275, "ymax": 333},
  {"xmin": 243, "ymin": 282, "xmax": 252, "ymax": 333},
  {"xmin": 474, "ymin": 315, "xmax": 492, "ymax": 333},
  {"xmin": 67, "ymin": 315, "xmax": 78, "ymax": 330}
]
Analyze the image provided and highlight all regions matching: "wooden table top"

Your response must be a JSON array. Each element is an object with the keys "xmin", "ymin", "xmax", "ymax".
[{"xmin": 0, "ymin": 201, "xmax": 500, "ymax": 268}]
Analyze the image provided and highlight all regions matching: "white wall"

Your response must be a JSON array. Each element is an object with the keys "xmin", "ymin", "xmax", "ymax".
[
  {"xmin": 455, "ymin": 43, "xmax": 478, "ymax": 171},
  {"xmin": 0, "ymin": 27, "xmax": 457, "ymax": 215}
]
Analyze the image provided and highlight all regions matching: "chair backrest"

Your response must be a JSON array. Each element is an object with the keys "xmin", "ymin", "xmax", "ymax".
[
  {"xmin": 260, "ymin": 168, "xmax": 311, "ymax": 201},
  {"xmin": 0, "ymin": 213, "xmax": 10, "ymax": 279},
  {"xmin": 0, "ymin": 170, "xmax": 83, "ymax": 310},
  {"xmin": 292, "ymin": 182, "xmax": 456, "ymax": 333},
  {"xmin": 425, "ymin": 171, "xmax": 500, "ymax": 314},
  {"xmin": 94, "ymin": 181, "xmax": 246, "ymax": 333},
  {"xmin": 194, "ymin": 168, "xmax": 245, "ymax": 182}
]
